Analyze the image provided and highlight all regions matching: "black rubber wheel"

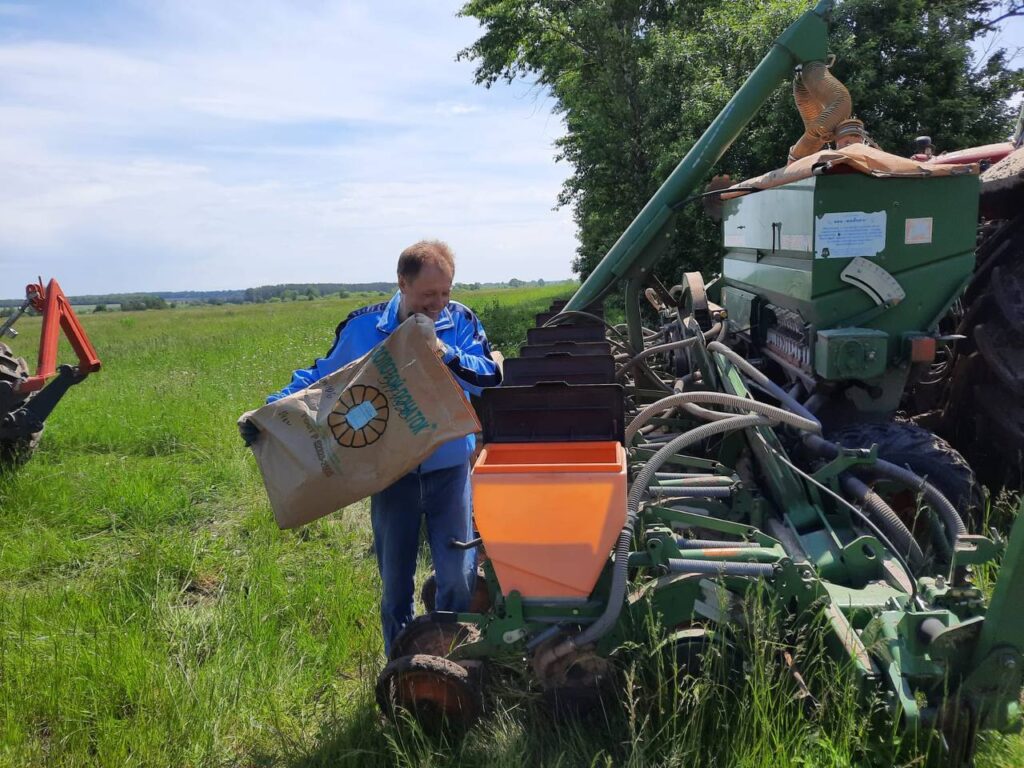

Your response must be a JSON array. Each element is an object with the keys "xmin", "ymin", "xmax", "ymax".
[
  {"xmin": 829, "ymin": 421, "xmax": 983, "ymax": 529},
  {"xmin": 389, "ymin": 614, "xmax": 480, "ymax": 662},
  {"xmin": 376, "ymin": 654, "xmax": 482, "ymax": 731},
  {"xmin": 0, "ymin": 342, "xmax": 40, "ymax": 468},
  {"xmin": 420, "ymin": 568, "xmax": 491, "ymax": 614}
]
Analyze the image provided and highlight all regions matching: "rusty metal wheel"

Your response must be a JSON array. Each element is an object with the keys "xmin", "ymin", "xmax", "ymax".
[
  {"xmin": 680, "ymin": 272, "xmax": 713, "ymax": 331},
  {"xmin": 389, "ymin": 614, "xmax": 481, "ymax": 662},
  {"xmin": 531, "ymin": 635, "xmax": 613, "ymax": 720},
  {"xmin": 376, "ymin": 654, "xmax": 482, "ymax": 731},
  {"xmin": 420, "ymin": 567, "xmax": 492, "ymax": 614}
]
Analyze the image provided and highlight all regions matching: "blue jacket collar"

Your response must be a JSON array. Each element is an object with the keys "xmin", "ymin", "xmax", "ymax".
[{"xmin": 376, "ymin": 290, "xmax": 455, "ymax": 334}]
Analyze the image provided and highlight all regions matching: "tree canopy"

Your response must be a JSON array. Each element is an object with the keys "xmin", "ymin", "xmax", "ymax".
[{"xmin": 459, "ymin": 0, "xmax": 1024, "ymax": 285}]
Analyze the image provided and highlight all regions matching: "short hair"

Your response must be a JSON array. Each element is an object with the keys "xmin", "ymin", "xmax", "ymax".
[{"xmin": 397, "ymin": 240, "xmax": 455, "ymax": 281}]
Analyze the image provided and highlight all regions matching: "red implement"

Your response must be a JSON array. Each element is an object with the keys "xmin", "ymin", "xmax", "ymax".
[{"xmin": 19, "ymin": 279, "xmax": 101, "ymax": 393}]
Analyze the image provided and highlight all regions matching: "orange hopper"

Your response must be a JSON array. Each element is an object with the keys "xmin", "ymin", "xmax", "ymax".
[{"xmin": 472, "ymin": 441, "xmax": 626, "ymax": 599}]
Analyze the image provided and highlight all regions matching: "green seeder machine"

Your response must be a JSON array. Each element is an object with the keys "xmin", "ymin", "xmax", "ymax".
[{"xmin": 376, "ymin": 2, "xmax": 1024, "ymax": 762}]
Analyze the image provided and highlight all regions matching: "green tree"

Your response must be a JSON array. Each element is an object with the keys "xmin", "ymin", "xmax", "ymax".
[
  {"xmin": 121, "ymin": 295, "xmax": 169, "ymax": 312},
  {"xmin": 460, "ymin": 0, "xmax": 1023, "ymax": 287}
]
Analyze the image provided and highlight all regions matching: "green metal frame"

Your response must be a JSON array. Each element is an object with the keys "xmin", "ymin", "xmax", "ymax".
[{"xmin": 566, "ymin": 0, "xmax": 835, "ymax": 312}]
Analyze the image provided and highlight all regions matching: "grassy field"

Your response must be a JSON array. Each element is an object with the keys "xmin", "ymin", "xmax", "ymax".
[{"xmin": 1, "ymin": 284, "xmax": 1022, "ymax": 767}]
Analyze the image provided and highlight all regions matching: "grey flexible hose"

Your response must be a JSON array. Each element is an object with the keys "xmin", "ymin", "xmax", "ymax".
[
  {"xmin": 618, "ymin": 322, "xmax": 723, "ymax": 382},
  {"xmin": 707, "ymin": 341, "xmax": 821, "ymax": 425},
  {"xmin": 616, "ymin": 335, "xmax": 704, "ymax": 380},
  {"xmin": 679, "ymin": 401, "xmax": 735, "ymax": 422},
  {"xmin": 803, "ymin": 433, "xmax": 965, "ymax": 550},
  {"xmin": 625, "ymin": 391, "xmax": 820, "ymax": 444},
  {"xmin": 575, "ymin": 414, "xmax": 770, "ymax": 648},
  {"xmin": 708, "ymin": 341, "xmax": 958, "ymax": 562},
  {"xmin": 708, "ymin": 339, "xmax": 964, "ymax": 550},
  {"xmin": 666, "ymin": 559, "xmax": 776, "ymax": 577},
  {"xmin": 840, "ymin": 474, "xmax": 925, "ymax": 570},
  {"xmin": 533, "ymin": 414, "xmax": 773, "ymax": 674},
  {"xmin": 872, "ymin": 460, "xmax": 966, "ymax": 541}
]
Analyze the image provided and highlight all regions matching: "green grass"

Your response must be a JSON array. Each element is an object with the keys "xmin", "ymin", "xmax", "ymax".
[{"xmin": 0, "ymin": 284, "xmax": 1021, "ymax": 767}]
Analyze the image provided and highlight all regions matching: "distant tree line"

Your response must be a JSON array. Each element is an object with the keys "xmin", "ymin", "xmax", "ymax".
[
  {"xmin": 0, "ymin": 279, "xmax": 562, "ymax": 312},
  {"xmin": 241, "ymin": 283, "xmax": 397, "ymax": 303},
  {"xmin": 120, "ymin": 296, "xmax": 170, "ymax": 312}
]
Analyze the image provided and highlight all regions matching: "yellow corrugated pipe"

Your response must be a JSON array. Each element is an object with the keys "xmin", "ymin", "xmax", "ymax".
[{"xmin": 788, "ymin": 60, "xmax": 852, "ymax": 163}]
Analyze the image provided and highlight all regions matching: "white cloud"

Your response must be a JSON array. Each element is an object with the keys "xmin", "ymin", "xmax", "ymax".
[{"xmin": 0, "ymin": 1, "xmax": 574, "ymax": 297}]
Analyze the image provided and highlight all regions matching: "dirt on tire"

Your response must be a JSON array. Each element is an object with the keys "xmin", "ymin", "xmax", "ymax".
[{"xmin": 0, "ymin": 342, "xmax": 41, "ymax": 468}]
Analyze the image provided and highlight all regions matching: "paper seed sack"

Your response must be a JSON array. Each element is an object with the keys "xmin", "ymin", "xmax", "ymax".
[{"xmin": 240, "ymin": 318, "xmax": 481, "ymax": 528}]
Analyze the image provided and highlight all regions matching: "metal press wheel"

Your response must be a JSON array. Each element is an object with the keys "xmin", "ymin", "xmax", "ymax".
[
  {"xmin": 376, "ymin": 654, "xmax": 482, "ymax": 731},
  {"xmin": 420, "ymin": 567, "xmax": 492, "ymax": 614},
  {"xmin": 678, "ymin": 272, "xmax": 713, "ymax": 332},
  {"xmin": 388, "ymin": 614, "xmax": 481, "ymax": 662}
]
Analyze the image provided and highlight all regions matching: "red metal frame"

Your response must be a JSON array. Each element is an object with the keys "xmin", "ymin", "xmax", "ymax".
[{"xmin": 19, "ymin": 279, "xmax": 101, "ymax": 393}]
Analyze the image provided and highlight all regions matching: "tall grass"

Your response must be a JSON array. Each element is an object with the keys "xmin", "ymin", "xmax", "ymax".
[{"xmin": 0, "ymin": 286, "xmax": 1021, "ymax": 767}]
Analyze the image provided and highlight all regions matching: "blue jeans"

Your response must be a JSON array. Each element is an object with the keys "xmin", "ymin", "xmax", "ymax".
[{"xmin": 370, "ymin": 462, "xmax": 476, "ymax": 654}]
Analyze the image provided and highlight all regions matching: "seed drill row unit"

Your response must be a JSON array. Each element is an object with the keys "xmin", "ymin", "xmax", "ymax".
[{"xmin": 376, "ymin": 3, "xmax": 1024, "ymax": 763}]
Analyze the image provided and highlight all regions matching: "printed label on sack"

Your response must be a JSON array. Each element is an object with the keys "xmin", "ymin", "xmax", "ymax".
[
  {"xmin": 815, "ymin": 211, "xmax": 886, "ymax": 258},
  {"xmin": 345, "ymin": 401, "xmax": 378, "ymax": 429},
  {"xmin": 327, "ymin": 384, "xmax": 390, "ymax": 448},
  {"xmin": 370, "ymin": 346, "xmax": 437, "ymax": 436},
  {"xmin": 296, "ymin": 411, "xmax": 343, "ymax": 477}
]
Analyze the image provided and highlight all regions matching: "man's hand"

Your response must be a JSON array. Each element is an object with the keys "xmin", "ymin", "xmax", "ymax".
[
  {"xmin": 411, "ymin": 314, "xmax": 445, "ymax": 352},
  {"xmin": 239, "ymin": 419, "xmax": 261, "ymax": 447}
]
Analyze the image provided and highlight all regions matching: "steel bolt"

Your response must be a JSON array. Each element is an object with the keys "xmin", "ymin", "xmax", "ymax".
[{"xmin": 1001, "ymin": 653, "xmax": 1017, "ymax": 671}]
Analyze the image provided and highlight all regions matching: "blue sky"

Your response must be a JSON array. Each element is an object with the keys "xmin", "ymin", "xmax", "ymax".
[
  {"xmin": 0, "ymin": 2, "xmax": 1021, "ymax": 298},
  {"xmin": 0, "ymin": 0, "xmax": 576, "ymax": 297}
]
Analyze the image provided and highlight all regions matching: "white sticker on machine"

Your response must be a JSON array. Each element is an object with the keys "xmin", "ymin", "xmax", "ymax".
[
  {"xmin": 781, "ymin": 234, "xmax": 811, "ymax": 251},
  {"xmin": 814, "ymin": 211, "xmax": 887, "ymax": 258},
  {"xmin": 904, "ymin": 217, "xmax": 933, "ymax": 245}
]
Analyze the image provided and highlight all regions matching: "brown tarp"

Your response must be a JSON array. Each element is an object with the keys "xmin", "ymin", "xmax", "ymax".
[{"xmin": 720, "ymin": 143, "xmax": 979, "ymax": 200}]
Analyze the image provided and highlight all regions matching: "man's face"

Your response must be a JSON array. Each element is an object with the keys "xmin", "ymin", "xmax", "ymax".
[{"xmin": 399, "ymin": 263, "xmax": 453, "ymax": 322}]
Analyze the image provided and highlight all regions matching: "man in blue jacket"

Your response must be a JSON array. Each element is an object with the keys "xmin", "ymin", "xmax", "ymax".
[{"xmin": 259, "ymin": 240, "xmax": 501, "ymax": 654}]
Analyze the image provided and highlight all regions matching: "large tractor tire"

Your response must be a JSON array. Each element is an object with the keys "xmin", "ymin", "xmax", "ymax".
[
  {"xmin": 907, "ymin": 150, "xmax": 1024, "ymax": 490},
  {"xmin": 940, "ymin": 211, "xmax": 1024, "ymax": 489},
  {"xmin": 829, "ymin": 421, "xmax": 983, "ymax": 531},
  {"xmin": 0, "ymin": 342, "xmax": 40, "ymax": 468}
]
